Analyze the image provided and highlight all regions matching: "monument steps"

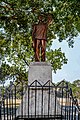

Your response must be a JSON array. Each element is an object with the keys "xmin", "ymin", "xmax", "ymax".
[{"xmin": 16, "ymin": 114, "xmax": 65, "ymax": 120}]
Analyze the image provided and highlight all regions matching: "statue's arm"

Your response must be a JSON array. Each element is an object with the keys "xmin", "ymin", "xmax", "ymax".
[{"xmin": 47, "ymin": 14, "xmax": 53, "ymax": 26}]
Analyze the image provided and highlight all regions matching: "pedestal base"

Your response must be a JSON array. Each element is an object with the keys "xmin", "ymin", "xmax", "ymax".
[
  {"xmin": 16, "ymin": 62, "xmax": 64, "ymax": 118},
  {"xmin": 16, "ymin": 85, "xmax": 62, "ymax": 116}
]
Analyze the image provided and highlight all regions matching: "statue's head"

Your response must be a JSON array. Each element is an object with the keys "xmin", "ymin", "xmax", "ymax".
[{"xmin": 38, "ymin": 14, "xmax": 44, "ymax": 21}]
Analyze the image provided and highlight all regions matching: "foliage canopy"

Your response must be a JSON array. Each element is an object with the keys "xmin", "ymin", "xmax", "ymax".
[{"xmin": 0, "ymin": 0, "xmax": 80, "ymax": 82}]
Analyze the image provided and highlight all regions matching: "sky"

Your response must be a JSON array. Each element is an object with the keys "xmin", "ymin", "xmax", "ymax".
[{"xmin": 52, "ymin": 35, "xmax": 80, "ymax": 83}]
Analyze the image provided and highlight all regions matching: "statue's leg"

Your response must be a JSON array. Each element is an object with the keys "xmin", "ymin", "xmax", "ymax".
[
  {"xmin": 35, "ymin": 39, "xmax": 40, "ymax": 61},
  {"xmin": 41, "ymin": 40, "xmax": 46, "ymax": 61}
]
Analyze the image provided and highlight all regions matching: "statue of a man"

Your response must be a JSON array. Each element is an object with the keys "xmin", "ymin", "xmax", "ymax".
[{"xmin": 32, "ymin": 14, "xmax": 52, "ymax": 62}]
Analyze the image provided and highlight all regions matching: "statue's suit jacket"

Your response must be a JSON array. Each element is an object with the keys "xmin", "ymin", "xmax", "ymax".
[{"xmin": 32, "ymin": 22, "xmax": 48, "ymax": 40}]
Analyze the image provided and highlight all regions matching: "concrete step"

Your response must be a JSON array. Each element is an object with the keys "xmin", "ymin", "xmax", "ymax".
[{"xmin": 16, "ymin": 115, "xmax": 65, "ymax": 120}]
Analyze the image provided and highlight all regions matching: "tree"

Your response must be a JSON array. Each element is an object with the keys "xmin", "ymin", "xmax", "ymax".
[
  {"xmin": 0, "ymin": 0, "xmax": 80, "ymax": 82},
  {"xmin": 57, "ymin": 79, "xmax": 80, "ymax": 99},
  {"xmin": 72, "ymin": 80, "xmax": 80, "ymax": 99}
]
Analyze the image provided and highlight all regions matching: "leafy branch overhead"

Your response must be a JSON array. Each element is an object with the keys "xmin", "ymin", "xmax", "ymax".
[{"xmin": 0, "ymin": 0, "xmax": 80, "ymax": 82}]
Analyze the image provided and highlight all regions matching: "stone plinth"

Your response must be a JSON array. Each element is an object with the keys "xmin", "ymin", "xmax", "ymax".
[
  {"xmin": 28, "ymin": 62, "xmax": 52, "ymax": 85},
  {"xmin": 16, "ymin": 62, "xmax": 64, "ymax": 118},
  {"xmin": 16, "ymin": 86, "xmax": 63, "ymax": 116}
]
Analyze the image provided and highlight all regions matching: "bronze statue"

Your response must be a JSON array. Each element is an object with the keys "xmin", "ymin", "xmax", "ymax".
[{"xmin": 32, "ymin": 14, "xmax": 52, "ymax": 62}]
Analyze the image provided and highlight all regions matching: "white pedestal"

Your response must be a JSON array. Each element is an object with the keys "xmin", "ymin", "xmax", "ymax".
[
  {"xmin": 28, "ymin": 62, "xmax": 52, "ymax": 85},
  {"xmin": 16, "ymin": 62, "xmax": 64, "ymax": 118}
]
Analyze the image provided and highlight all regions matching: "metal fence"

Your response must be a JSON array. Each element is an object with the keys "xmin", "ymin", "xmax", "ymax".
[{"xmin": 0, "ymin": 80, "xmax": 80, "ymax": 120}]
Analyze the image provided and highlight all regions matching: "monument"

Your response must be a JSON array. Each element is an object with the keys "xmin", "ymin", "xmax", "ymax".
[
  {"xmin": 29, "ymin": 14, "xmax": 53, "ymax": 85},
  {"xmin": 16, "ymin": 14, "xmax": 64, "ymax": 119},
  {"xmin": 32, "ymin": 14, "xmax": 52, "ymax": 62}
]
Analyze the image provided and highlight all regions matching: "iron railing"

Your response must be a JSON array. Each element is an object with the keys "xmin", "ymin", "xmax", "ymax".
[{"xmin": 0, "ymin": 80, "xmax": 80, "ymax": 120}]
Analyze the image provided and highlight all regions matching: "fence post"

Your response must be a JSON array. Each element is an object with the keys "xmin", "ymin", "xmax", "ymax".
[{"xmin": 0, "ymin": 101, "xmax": 1, "ymax": 119}]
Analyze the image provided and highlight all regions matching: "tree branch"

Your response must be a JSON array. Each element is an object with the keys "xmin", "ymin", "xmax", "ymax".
[
  {"xmin": 22, "ymin": 58, "xmax": 29, "ymax": 66},
  {"xmin": 0, "ymin": 4, "xmax": 14, "ymax": 11},
  {"xmin": 1, "ymin": 1, "xmax": 15, "ymax": 10},
  {"xmin": 0, "ymin": 15, "xmax": 17, "ymax": 21}
]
